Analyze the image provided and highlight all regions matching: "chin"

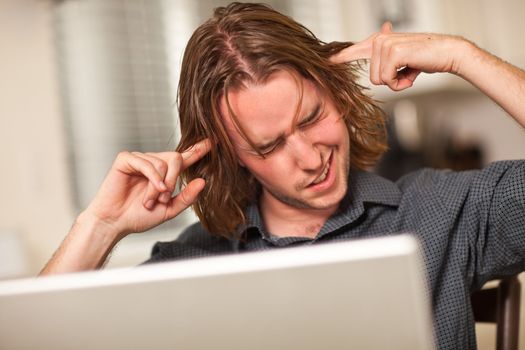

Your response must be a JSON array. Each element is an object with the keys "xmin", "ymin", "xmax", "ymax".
[
  {"xmin": 309, "ymin": 187, "xmax": 347, "ymax": 210},
  {"xmin": 278, "ymin": 182, "xmax": 347, "ymax": 211}
]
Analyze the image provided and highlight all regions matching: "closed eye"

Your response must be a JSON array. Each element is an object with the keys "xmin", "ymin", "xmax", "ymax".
[
  {"xmin": 298, "ymin": 104, "xmax": 323, "ymax": 129},
  {"xmin": 259, "ymin": 139, "xmax": 284, "ymax": 156},
  {"xmin": 252, "ymin": 103, "xmax": 325, "ymax": 158}
]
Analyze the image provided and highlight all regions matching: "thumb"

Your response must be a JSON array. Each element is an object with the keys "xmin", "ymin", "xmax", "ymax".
[{"xmin": 165, "ymin": 178, "xmax": 206, "ymax": 219}]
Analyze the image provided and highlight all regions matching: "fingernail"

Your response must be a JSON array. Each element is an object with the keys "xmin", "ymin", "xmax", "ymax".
[
  {"xmin": 159, "ymin": 181, "xmax": 168, "ymax": 191},
  {"xmin": 145, "ymin": 200, "xmax": 155, "ymax": 210}
]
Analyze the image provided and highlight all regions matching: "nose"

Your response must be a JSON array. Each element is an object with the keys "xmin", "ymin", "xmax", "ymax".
[{"xmin": 286, "ymin": 132, "xmax": 322, "ymax": 171}]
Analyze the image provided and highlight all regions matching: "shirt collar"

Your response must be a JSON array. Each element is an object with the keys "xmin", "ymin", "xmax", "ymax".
[{"xmin": 242, "ymin": 168, "xmax": 401, "ymax": 244}]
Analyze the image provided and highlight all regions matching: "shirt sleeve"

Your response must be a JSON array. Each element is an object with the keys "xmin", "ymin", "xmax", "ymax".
[
  {"xmin": 465, "ymin": 160, "xmax": 525, "ymax": 287},
  {"xmin": 142, "ymin": 222, "xmax": 235, "ymax": 265}
]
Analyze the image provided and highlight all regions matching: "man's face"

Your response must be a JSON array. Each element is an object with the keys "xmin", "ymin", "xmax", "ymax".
[{"xmin": 219, "ymin": 70, "xmax": 350, "ymax": 212}]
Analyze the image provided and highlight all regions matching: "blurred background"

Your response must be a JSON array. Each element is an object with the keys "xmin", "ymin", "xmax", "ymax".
[{"xmin": 1, "ymin": 0, "xmax": 524, "ymax": 347}]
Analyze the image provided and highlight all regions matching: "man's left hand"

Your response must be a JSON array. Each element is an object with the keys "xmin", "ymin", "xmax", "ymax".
[{"xmin": 330, "ymin": 22, "xmax": 471, "ymax": 91}]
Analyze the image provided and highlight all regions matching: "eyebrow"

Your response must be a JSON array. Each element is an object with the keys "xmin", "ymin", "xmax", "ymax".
[{"xmin": 254, "ymin": 103, "xmax": 321, "ymax": 151}]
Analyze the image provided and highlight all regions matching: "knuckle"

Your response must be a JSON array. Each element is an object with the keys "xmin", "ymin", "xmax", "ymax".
[
  {"xmin": 144, "ymin": 155, "xmax": 166, "ymax": 174},
  {"xmin": 116, "ymin": 151, "xmax": 131, "ymax": 160},
  {"xmin": 146, "ymin": 185, "xmax": 160, "ymax": 198},
  {"xmin": 172, "ymin": 152, "xmax": 183, "ymax": 163},
  {"xmin": 376, "ymin": 34, "xmax": 386, "ymax": 46},
  {"xmin": 370, "ymin": 76, "xmax": 381, "ymax": 85},
  {"xmin": 372, "ymin": 38, "xmax": 381, "ymax": 53},
  {"xmin": 390, "ymin": 45, "xmax": 403, "ymax": 59},
  {"xmin": 157, "ymin": 161, "xmax": 168, "ymax": 173}
]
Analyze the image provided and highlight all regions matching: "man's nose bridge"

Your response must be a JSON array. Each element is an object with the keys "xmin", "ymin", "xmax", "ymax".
[{"xmin": 287, "ymin": 131, "xmax": 321, "ymax": 169}]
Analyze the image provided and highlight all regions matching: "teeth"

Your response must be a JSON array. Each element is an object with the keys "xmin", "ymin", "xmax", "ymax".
[{"xmin": 312, "ymin": 164, "xmax": 329, "ymax": 185}]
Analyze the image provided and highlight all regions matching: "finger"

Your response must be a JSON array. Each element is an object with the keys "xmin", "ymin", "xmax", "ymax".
[
  {"xmin": 330, "ymin": 22, "xmax": 393, "ymax": 65},
  {"xmin": 370, "ymin": 22, "xmax": 395, "ymax": 85},
  {"xmin": 165, "ymin": 178, "xmax": 206, "ymax": 219},
  {"xmin": 180, "ymin": 138, "xmax": 212, "ymax": 170},
  {"xmin": 378, "ymin": 38, "xmax": 421, "ymax": 91},
  {"xmin": 134, "ymin": 141, "xmax": 207, "ymax": 206},
  {"xmin": 142, "ymin": 181, "xmax": 160, "ymax": 209},
  {"xmin": 380, "ymin": 37, "xmax": 398, "ymax": 87},
  {"xmin": 370, "ymin": 34, "xmax": 384, "ymax": 85},
  {"xmin": 117, "ymin": 152, "xmax": 168, "ymax": 193},
  {"xmin": 142, "ymin": 152, "xmax": 182, "ymax": 203},
  {"xmin": 160, "ymin": 152, "xmax": 183, "ymax": 202},
  {"xmin": 392, "ymin": 67, "xmax": 421, "ymax": 91},
  {"xmin": 329, "ymin": 39, "xmax": 373, "ymax": 63},
  {"xmin": 133, "ymin": 153, "xmax": 170, "ymax": 205},
  {"xmin": 398, "ymin": 67, "xmax": 421, "ymax": 82},
  {"xmin": 133, "ymin": 152, "xmax": 169, "ymax": 178}
]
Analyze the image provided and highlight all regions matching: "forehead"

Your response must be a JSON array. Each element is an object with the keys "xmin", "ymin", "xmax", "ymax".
[{"xmin": 218, "ymin": 70, "xmax": 320, "ymax": 144}]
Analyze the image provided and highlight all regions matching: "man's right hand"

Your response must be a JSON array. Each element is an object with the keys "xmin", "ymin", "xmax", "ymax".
[
  {"xmin": 84, "ymin": 138, "xmax": 212, "ymax": 240},
  {"xmin": 39, "ymin": 138, "xmax": 211, "ymax": 275}
]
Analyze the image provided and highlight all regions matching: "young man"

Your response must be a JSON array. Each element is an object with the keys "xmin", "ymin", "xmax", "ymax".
[{"xmin": 41, "ymin": 3, "xmax": 525, "ymax": 349}]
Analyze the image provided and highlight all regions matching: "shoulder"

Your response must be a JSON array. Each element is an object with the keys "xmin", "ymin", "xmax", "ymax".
[
  {"xmin": 143, "ymin": 221, "xmax": 236, "ymax": 264},
  {"xmin": 396, "ymin": 167, "xmax": 472, "ymax": 191},
  {"xmin": 397, "ymin": 160, "xmax": 525, "ymax": 191},
  {"xmin": 395, "ymin": 160, "xmax": 525, "ymax": 212}
]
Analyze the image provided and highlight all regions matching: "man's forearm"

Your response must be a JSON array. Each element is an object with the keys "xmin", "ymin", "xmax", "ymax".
[
  {"xmin": 39, "ymin": 212, "xmax": 121, "ymax": 275},
  {"xmin": 457, "ymin": 40, "xmax": 525, "ymax": 127}
]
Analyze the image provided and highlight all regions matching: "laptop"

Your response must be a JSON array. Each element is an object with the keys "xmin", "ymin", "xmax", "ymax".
[{"xmin": 0, "ymin": 234, "xmax": 435, "ymax": 350}]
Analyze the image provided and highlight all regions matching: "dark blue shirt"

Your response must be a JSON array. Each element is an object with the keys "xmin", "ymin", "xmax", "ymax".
[{"xmin": 145, "ymin": 160, "xmax": 525, "ymax": 350}]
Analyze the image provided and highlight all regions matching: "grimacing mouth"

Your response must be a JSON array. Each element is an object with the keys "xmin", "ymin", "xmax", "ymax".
[{"xmin": 308, "ymin": 150, "xmax": 333, "ymax": 187}]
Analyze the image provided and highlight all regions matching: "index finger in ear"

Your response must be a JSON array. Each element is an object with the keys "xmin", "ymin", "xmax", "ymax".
[
  {"xmin": 330, "ymin": 22, "xmax": 395, "ymax": 64},
  {"xmin": 329, "ymin": 38, "xmax": 373, "ymax": 64},
  {"xmin": 180, "ymin": 138, "xmax": 212, "ymax": 170}
]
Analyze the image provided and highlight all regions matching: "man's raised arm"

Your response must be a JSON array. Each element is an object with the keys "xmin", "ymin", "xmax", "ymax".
[{"xmin": 331, "ymin": 22, "xmax": 525, "ymax": 127}]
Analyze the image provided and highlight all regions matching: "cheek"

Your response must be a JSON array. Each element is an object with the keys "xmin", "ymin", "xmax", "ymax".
[
  {"xmin": 234, "ymin": 146, "xmax": 253, "ymax": 168},
  {"xmin": 241, "ymin": 154, "xmax": 293, "ymax": 184},
  {"xmin": 309, "ymin": 116, "xmax": 348, "ymax": 144},
  {"xmin": 237, "ymin": 152, "xmax": 267, "ymax": 175}
]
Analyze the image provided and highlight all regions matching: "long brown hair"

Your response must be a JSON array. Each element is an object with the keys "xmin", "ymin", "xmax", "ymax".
[{"xmin": 177, "ymin": 2, "xmax": 387, "ymax": 238}]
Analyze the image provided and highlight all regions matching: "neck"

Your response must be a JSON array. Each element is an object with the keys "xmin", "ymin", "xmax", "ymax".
[{"xmin": 259, "ymin": 190, "xmax": 339, "ymax": 239}]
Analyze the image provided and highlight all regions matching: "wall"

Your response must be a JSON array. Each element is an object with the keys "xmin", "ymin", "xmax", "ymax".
[{"xmin": 0, "ymin": 0, "xmax": 73, "ymax": 275}]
